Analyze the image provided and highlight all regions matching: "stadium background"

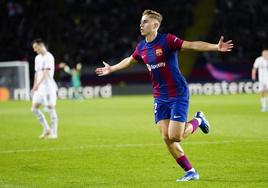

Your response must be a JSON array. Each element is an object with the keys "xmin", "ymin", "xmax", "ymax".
[{"xmin": 1, "ymin": 0, "xmax": 268, "ymax": 93}]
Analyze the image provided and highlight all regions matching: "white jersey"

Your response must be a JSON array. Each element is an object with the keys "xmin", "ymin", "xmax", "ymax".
[
  {"xmin": 34, "ymin": 52, "xmax": 58, "ymax": 93},
  {"xmin": 253, "ymin": 56, "xmax": 268, "ymax": 83}
]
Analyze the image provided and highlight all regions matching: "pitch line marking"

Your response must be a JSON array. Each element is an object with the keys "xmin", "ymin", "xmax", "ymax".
[{"xmin": 0, "ymin": 139, "xmax": 267, "ymax": 154}]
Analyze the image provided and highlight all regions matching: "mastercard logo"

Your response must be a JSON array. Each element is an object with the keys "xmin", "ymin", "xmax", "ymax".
[{"xmin": 0, "ymin": 87, "xmax": 10, "ymax": 101}]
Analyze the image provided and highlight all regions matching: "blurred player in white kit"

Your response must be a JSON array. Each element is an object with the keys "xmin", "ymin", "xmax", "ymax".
[
  {"xmin": 31, "ymin": 38, "xmax": 58, "ymax": 139},
  {"xmin": 252, "ymin": 48, "xmax": 268, "ymax": 112}
]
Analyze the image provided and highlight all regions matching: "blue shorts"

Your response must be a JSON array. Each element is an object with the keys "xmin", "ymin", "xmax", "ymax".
[{"xmin": 154, "ymin": 96, "xmax": 189, "ymax": 124}]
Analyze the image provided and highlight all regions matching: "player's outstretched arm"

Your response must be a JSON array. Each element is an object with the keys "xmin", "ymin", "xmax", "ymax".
[
  {"xmin": 95, "ymin": 56, "xmax": 136, "ymax": 76},
  {"xmin": 182, "ymin": 36, "xmax": 233, "ymax": 52}
]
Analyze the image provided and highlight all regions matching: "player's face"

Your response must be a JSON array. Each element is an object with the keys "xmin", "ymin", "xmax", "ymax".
[
  {"xmin": 140, "ymin": 15, "xmax": 159, "ymax": 36},
  {"xmin": 32, "ymin": 43, "xmax": 44, "ymax": 54}
]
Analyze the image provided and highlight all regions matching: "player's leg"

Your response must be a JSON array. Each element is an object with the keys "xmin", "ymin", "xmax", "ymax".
[
  {"xmin": 47, "ymin": 92, "xmax": 58, "ymax": 139},
  {"xmin": 259, "ymin": 83, "xmax": 267, "ymax": 112},
  {"xmin": 74, "ymin": 86, "xmax": 82, "ymax": 100},
  {"xmin": 169, "ymin": 98, "xmax": 210, "ymax": 140},
  {"xmin": 180, "ymin": 112, "xmax": 211, "ymax": 139},
  {"xmin": 158, "ymin": 120, "xmax": 184, "ymax": 159},
  {"xmin": 260, "ymin": 91, "xmax": 267, "ymax": 112},
  {"xmin": 168, "ymin": 98, "xmax": 210, "ymax": 181},
  {"xmin": 47, "ymin": 106, "xmax": 58, "ymax": 138},
  {"xmin": 168, "ymin": 98, "xmax": 204, "ymax": 140},
  {"xmin": 264, "ymin": 89, "xmax": 268, "ymax": 104},
  {"xmin": 184, "ymin": 118, "xmax": 201, "ymax": 138},
  {"xmin": 31, "ymin": 93, "xmax": 50, "ymax": 138},
  {"xmin": 168, "ymin": 119, "xmax": 203, "ymax": 141},
  {"xmin": 43, "ymin": 94, "xmax": 49, "ymax": 112},
  {"xmin": 154, "ymin": 99, "xmax": 188, "ymax": 162},
  {"xmin": 158, "ymin": 120, "xmax": 199, "ymax": 181},
  {"xmin": 167, "ymin": 121, "xmax": 197, "ymax": 174}
]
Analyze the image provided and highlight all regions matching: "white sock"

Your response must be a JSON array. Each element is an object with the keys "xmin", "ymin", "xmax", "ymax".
[
  {"xmin": 187, "ymin": 168, "xmax": 196, "ymax": 173},
  {"xmin": 49, "ymin": 109, "xmax": 58, "ymax": 136},
  {"xmin": 194, "ymin": 117, "xmax": 202, "ymax": 125},
  {"xmin": 32, "ymin": 108, "xmax": 50, "ymax": 130},
  {"xmin": 261, "ymin": 97, "xmax": 267, "ymax": 109}
]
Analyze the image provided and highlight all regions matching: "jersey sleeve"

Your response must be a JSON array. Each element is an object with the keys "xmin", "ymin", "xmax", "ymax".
[
  {"xmin": 131, "ymin": 46, "xmax": 142, "ymax": 62},
  {"xmin": 44, "ymin": 54, "xmax": 55, "ymax": 69},
  {"xmin": 253, "ymin": 57, "xmax": 260, "ymax": 69},
  {"xmin": 166, "ymin": 33, "xmax": 184, "ymax": 51}
]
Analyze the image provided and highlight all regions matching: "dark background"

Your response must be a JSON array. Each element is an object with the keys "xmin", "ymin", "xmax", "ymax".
[{"xmin": 1, "ymin": 0, "xmax": 267, "ymax": 85}]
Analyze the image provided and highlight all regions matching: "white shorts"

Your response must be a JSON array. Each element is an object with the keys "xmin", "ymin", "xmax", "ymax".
[
  {"xmin": 258, "ymin": 81, "xmax": 268, "ymax": 91},
  {"xmin": 32, "ymin": 91, "xmax": 57, "ymax": 106}
]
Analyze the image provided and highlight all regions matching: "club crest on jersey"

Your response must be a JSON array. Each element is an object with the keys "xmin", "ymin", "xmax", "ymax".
[{"xmin": 155, "ymin": 48, "xmax": 163, "ymax": 56}]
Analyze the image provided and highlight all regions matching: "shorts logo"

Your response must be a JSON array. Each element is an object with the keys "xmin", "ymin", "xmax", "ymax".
[
  {"xmin": 174, "ymin": 115, "xmax": 181, "ymax": 118},
  {"xmin": 155, "ymin": 48, "xmax": 163, "ymax": 56},
  {"xmin": 154, "ymin": 103, "xmax": 157, "ymax": 114}
]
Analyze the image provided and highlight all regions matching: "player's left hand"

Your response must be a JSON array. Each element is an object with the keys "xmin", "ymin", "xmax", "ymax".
[
  {"xmin": 95, "ymin": 61, "xmax": 112, "ymax": 76},
  {"xmin": 217, "ymin": 36, "xmax": 234, "ymax": 52}
]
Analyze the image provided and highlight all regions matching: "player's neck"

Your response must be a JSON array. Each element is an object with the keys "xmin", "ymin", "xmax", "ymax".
[
  {"xmin": 40, "ymin": 49, "xmax": 47, "ymax": 55},
  {"xmin": 145, "ymin": 32, "xmax": 158, "ymax": 43},
  {"xmin": 262, "ymin": 56, "xmax": 268, "ymax": 61}
]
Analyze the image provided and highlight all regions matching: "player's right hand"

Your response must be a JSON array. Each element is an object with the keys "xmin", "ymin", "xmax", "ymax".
[
  {"xmin": 217, "ymin": 36, "xmax": 233, "ymax": 52},
  {"xmin": 95, "ymin": 61, "xmax": 111, "ymax": 76}
]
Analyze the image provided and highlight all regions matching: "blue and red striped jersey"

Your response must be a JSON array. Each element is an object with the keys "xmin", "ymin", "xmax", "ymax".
[{"xmin": 132, "ymin": 33, "xmax": 188, "ymax": 98}]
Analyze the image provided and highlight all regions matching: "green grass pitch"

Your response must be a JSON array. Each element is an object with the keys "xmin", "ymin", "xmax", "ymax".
[{"xmin": 0, "ymin": 94, "xmax": 268, "ymax": 188}]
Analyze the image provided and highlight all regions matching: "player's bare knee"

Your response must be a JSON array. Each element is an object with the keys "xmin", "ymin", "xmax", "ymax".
[
  {"xmin": 168, "ymin": 134, "xmax": 183, "ymax": 142},
  {"xmin": 162, "ymin": 135, "xmax": 170, "ymax": 143}
]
